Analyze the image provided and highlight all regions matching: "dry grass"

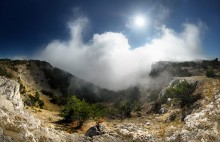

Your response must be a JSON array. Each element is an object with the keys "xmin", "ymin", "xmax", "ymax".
[{"xmin": 39, "ymin": 94, "xmax": 60, "ymax": 112}]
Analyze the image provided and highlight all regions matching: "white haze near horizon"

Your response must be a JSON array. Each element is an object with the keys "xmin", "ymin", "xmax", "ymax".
[{"xmin": 38, "ymin": 17, "xmax": 205, "ymax": 91}]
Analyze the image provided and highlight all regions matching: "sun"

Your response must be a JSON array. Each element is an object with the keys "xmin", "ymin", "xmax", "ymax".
[{"xmin": 134, "ymin": 15, "xmax": 146, "ymax": 27}]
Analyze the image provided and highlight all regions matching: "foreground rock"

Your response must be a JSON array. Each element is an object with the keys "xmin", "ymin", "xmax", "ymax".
[
  {"xmin": 0, "ymin": 76, "xmax": 127, "ymax": 142},
  {"xmin": 0, "ymin": 76, "xmax": 83, "ymax": 142},
  {"xmin": 166, "ymin": 94, "xmax": 220, "ymax": 142},
  {"xmin": 165, "ymin": 78, "xmax": 220, "ymax": 142},
  {"xmin": 85, "ymin": 123, "xmax": 105, "ymax": 137}
]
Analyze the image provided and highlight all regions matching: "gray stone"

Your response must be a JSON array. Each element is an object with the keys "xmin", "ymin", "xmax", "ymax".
[
  {"xmin": 85, "ymin": 124, "xmax": 105, "ymax": 137},
  {"xmin": 0, "ymin": 76, "xmax": 24, "ymax": 111},
  {"xmin": 0, "ymin": 127, "xmax": 3, "ymax": 135}
]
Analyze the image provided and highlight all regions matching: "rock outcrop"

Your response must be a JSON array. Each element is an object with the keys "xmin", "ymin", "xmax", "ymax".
[
  {"xmin": 0, "ymin": 76, "xmax": 82, "ymax": 142},
  {"xmin": 85, "ymin": 123, "xmax": 105, "ymax": 137},
  {"xmin": 165, "ymin": 78, "xmax": 220, "ymax": 142},
  {"xmin": 0, "ymin": 76, "xmax": 23, "ymax": 112},
  {"xmin": 166, "ymin": 93, "xmax": 220, "ymax": 142}
]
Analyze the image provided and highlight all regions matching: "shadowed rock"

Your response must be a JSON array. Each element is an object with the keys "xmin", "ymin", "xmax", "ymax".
[{"xmin": 85, "ymin": 123, "xmax": 105, "ymax": 137}]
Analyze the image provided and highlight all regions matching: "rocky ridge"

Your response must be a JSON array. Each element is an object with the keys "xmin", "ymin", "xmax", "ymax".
[{"xmin": 1, "ymin": 75, "xmax": 220, "ymax": 141}]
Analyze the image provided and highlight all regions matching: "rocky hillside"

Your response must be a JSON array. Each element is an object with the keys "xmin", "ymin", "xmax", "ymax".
[
  {"xmin": 0, "ymin": 76, "xmax": 78, "ymax": 141},
  {"xmin": 0, "ymin": 59, "xmax": 117, "ymax": 104},
  {"xmin": 0, "ymin": 76, "xmax": 134, "ymax": 142},
  {"xmin": 0, "ymin": 58, "xmax": 220, "ymax": 142},
  {"xmin": 1, "ymin": 75, "xmax": 220, "ymax": 141},
  {"xmin": 149, "ymin": 59, "xmax": 219, "ymax": 78}
]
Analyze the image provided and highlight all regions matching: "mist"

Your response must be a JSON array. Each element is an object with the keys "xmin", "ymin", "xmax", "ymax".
[{"xmin": 38, "ymin": 17, "xmax": 205, "ymax": 91}]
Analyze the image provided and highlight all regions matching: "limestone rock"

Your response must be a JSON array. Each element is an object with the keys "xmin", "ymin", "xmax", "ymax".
[
  {"xmin": 166, "ymin": 93, "xmax": 220, "ymax": 142},
  {"xmin": 0, "ymin": 76, "xmax": 82, "ymax": 142},
  {"xmin": 0, "ymin": 76, "xmax": 24, "ymax": 111}
]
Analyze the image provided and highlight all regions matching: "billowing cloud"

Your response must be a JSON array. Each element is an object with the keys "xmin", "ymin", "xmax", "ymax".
[{"xmin": 38, "ymin": 17, "xmax": 204, "ymax": 90}]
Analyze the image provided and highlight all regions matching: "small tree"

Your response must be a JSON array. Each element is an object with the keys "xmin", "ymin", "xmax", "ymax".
[
  {"xmin": 62, "ymin": 96, "xmax": 98, "ymax": 129},
  {"xmin": 25, "ymin": 92, "xmax": 44, "ymax": 109},
  {"xmin": 161, "ymin": 80, "xmax": 200, "ymax": 108},
  {"xmin": 206, "ymin": 68, "xmax": 215, "ymax": 78},
  {"xmin": 114, "ymin": 87, "xmax": 141, "ymax": 118},
  {"xmin": 118, "ymin": 100, "xmax": 133, "ymax": 117}
]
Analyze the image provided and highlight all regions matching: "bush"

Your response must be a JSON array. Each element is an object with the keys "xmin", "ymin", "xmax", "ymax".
[
  {"xmin": 41, "ymin": 90, "xmax": 53, "ymax": 97},
  {"xmin": 113, "ymin": 87, "xmax": 141, "ymax": 118},
  {"xmin": 26, "ymin": 92, "xmax": 44, "ymax": 109},
  {"xmin": 38, "ymin": 99, "xmax": 45, "ymax": 109},
  {"xmin": 161, "ymin": 80, "xmax": 200, "ymax": 108},
  {"xmin": 0, "ymin": 66, "xmax": 13, "ymax": 78},
  {"xmin": 147, "ymin": 90, "xmax": 160, "ymax": 103},
  {"xmin": 61, "ymin": 96, "xmax": 103, "ymax": 129},
  {"xmin": 206, "ymin": 69, "xmax": 215, "ymax": 78},
  {"xmin": 117, "ymin": 100, "xmax": 133, "ymax": 117}
]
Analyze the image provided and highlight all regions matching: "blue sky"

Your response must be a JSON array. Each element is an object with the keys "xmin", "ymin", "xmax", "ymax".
[
  {"xmin": 0, "ymin": 0, "xmax": 219, "ymax": 58},
  {"xmin": 1, "ymin": 0, "xmax": 220, "ymax": 90}
]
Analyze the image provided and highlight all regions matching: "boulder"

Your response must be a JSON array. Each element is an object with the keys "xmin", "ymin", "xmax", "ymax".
[
  {"xmin": 0, "ymin": 76, "xmax": 24, "ymax": 111},
  {"xmin": 85, "ymin": 124, "xmax": 105, "ymax": 137}
]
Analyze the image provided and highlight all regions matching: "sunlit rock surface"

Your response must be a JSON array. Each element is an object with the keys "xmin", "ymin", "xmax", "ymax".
[{"xmin": 0, "ymin": 76, "xmax": 82, "ymax": 142}]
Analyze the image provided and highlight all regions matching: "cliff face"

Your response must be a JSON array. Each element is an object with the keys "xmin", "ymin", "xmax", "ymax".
[
  {"xmin": 0, "ymin": 76, "xmax": 81, "ymax": 142},
  {"xmin": 0, "ymin": 76, "xmax": 23, "ymax": 112}
]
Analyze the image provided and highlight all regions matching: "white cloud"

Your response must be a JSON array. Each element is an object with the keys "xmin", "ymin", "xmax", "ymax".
[{"xmin": 38, "ymin": 17, "xmax": 204, "ymax": 90}]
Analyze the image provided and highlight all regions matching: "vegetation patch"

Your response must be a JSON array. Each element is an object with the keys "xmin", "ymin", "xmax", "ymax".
[
  {"xmin": 41, "ymin": 90, "xmax": 53, "ymax": 97},
  {"xmin": 206, "ymin": 68, "xmax": 215, "ymax": 78},
  {"xmin": 110, "ymin": 87, "xmax": 141, "ymax": 118},
  {"xmin": 61, "ymin": 96, "xmax": 105, "ymax": 129},
  {"xmin": 25, "ymin": 92, "xmax": 45, "ymax": 109},
  {"xmin": 0, "ymin": 66, "xmax": 13, "ymax": 78},
  {"xmin": 161, "ymin": 80, "xmax": 201, "ymax": 108}
]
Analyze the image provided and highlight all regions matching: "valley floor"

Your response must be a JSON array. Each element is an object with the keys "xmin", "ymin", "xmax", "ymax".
[{"xmin": 23, "ymin": 76, "xmax": 220, "ymax": 141}]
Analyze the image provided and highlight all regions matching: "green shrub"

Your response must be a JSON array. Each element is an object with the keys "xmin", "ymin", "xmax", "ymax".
[
  {"xmin": 41, "ymin": 90, "xmax": 53, "ymax": 97},
  {"xmin": 0, "ymin": 66, "xmax": 13, "ymax": 78},
  {"xmin": 147, "ymin": 90, "xmax": 160, "ymax": 103},
  {"xmin": 206, "ymin": 69, "xmax": 215, "ymax": 78},
  {"xmin": 117, "ymin": 100, "xmax": 133, "ymax": 117},
  {"xmin": 38, "ymin": 99, "xmax": 45, "ymax": 109},
  {"xmin": 61, "ymin": 96, "xmax": 103, "ymax": 129},
  {"xmin": 27, "ymin": 95, "xmax": 38, "ymax": 106},
  {"xmin": 113, "ymin": 87, "xmax": 141, "ymax": 118},
  {"xmin": 161, "ymin": 80, "xmax": 200, "ymax": 108},
  {"xmin": 26, "ymin": 92, "xmax": 44, "ymax": 108},
  {"xmin": 35, "ymin": 92, "xmax": 40, "ymax": 99},
  {"xmin": 116, "ymin": 100, "xmax": 141, "ymax": 117}
]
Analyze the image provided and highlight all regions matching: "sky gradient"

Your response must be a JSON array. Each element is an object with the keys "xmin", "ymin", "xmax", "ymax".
[{"xmin": 0, "ymin": 0, "xmax": 219, "ymax": 58}]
